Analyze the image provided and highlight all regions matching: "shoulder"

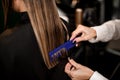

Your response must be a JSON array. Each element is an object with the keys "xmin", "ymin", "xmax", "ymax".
[
  {"xmin": 0, "ymin": 23, "xmax": 33, "ymax": 48},
  {"xmin": 0, "ymin": 27, "xmax": 18, "ymax": 46},
  {"xmin": 0, "ymin": 27, "xmax": 18, "ymax": 39}
]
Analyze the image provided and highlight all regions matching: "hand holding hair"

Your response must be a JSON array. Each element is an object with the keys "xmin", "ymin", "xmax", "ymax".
[{"xmin": 65, "ymin": 58, "xmax": 94, "ymax": 80}]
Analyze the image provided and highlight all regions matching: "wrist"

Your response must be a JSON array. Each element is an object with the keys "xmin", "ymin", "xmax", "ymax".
[
  {"xmin": 88, "ymin": 69, "xmax": 94, "ymax": 79},
  {"xmin": 90, "ymin": 27, "xmax": 97, "ymax": 38}
]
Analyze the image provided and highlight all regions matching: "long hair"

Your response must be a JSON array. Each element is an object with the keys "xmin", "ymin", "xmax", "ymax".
[
  {"xmin": 2, "ymin": 0, "xmax": 11, "ymax": 27},
  {"xmin": 2, "ymin": 0, "xmax": 68, "ymax": 69},
  {"xmin": 23, "ymin": 0, "xmax": 68, "ymax": 69},
  {"xmin": 2, "ymin": 0, "xmax": 19, "ymax": 28}
]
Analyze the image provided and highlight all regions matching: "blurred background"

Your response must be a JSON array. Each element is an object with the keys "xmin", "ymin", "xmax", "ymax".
[{"xmin": 0, "ymin": 0, "xmax": 120, "ymax": 79}]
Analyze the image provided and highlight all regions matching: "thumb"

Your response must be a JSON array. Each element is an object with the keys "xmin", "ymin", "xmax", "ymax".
[{"xmin": 68, "ymin": 59, "xmax": 80, "ymax": 69}]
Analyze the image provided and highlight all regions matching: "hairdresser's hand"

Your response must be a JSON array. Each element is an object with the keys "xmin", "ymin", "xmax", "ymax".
[
  {"xmin": 65, "ymin": 59, "xmax": 94, "ymax": 80},
  {"xmin": 70, "ymin": 25, "xmax": 96, "ymax": 43}
]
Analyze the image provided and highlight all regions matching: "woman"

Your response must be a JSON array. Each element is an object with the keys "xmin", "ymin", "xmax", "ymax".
[{"xmin": 0, "ymin": 0, "xmax": 71, "ymax": 80}]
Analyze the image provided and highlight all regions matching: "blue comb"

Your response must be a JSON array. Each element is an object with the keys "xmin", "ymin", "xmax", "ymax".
[{"xmin": 49, "ymin": 40, "xmax": 76, "ymax": 62}]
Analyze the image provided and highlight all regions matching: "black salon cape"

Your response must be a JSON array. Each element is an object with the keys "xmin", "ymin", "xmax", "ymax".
[{"xmin": 0, "ymin": 12, "xmax": 71, "ymax": 80}]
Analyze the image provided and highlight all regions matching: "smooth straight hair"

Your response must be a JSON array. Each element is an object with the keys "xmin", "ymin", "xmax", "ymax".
[{"xmin": 2, "ymin": 0, "xmax": 69, "ymax": 69}]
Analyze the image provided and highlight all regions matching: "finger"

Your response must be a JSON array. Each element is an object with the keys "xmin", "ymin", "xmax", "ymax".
[
  {"xmin": 73, "ymin": 35, "xmax": 86, "ymax": 43},
  {"xmin": 70, "ymin": 31, "xmax": 78, "ymax": 41},
  {"xmin": 68, "ymin": 59, "xmax": 80, "ymax": 69},
  {"xmin": 70, "ymin": 66, "xmax": 76, "ymax": 71},
  {"xmin": 65, "ymin": 63, "xmax": 74, "ymax": 78},
  {"xmin": 70, "ymin": 27, "xmax": 83, "ymax": 40},
  {"xmin": 75, "ymin": 43, "xmax": 79, "ymax": 47},
  {"xmin": 69, "ymin": 59, "xmax": 86, "ymax": 69},
  {"xmin": 65, "ymin": 63, "xmax": 72, "ymax": 73},
  {"xmin": 74, "ymin": 42, "xmax": 81, "ymax": 47},
  {"xmin": 75, "ymin": 37, "xmax": 87, "ymax": 42},
  {"xmin": 68, "ymin": 57, "xmax": 77, "ymax": 70}
]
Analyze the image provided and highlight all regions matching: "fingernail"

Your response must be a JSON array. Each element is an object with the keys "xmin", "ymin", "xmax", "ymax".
[
  {"xmin": 76, "ymin": 44, "xmax": 78, "ymax": 47},
  {"xmin": 68, "ymin": 57, "xmax": 71, "ymax": 61},
  {"xmin": 72, "ymin": 40, "xmax": 76, "ymax": 44}
]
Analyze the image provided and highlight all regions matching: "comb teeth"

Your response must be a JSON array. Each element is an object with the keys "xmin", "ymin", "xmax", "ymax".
[
  {"xmin": 50, "ymin": 48, "xmax": 68, "ymax": 62},
  {"xmin": 49, "ymin": 40, "xmax": 75, "ymax": 62}
]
